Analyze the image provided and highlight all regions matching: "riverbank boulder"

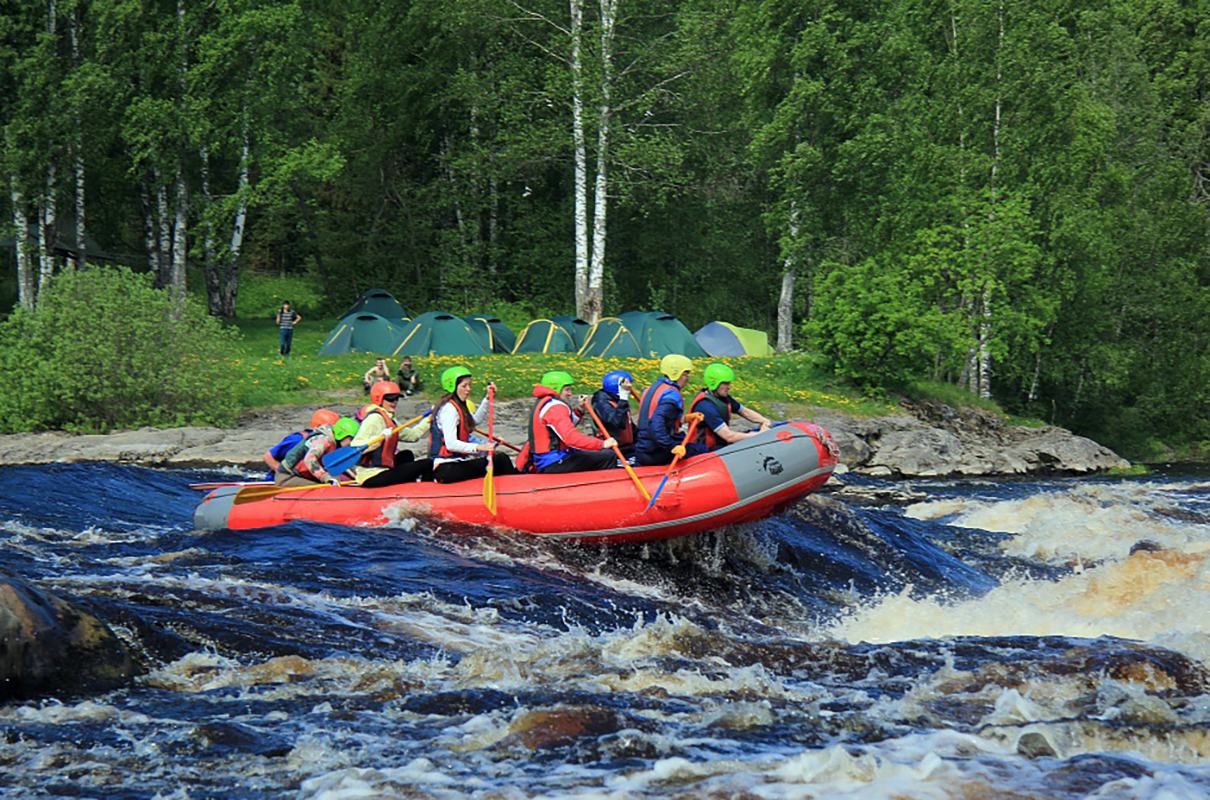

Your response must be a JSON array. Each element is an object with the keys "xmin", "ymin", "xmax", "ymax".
[{"xmin": 0, "ymin": 570, "xmax": 138, "ymax": 699}]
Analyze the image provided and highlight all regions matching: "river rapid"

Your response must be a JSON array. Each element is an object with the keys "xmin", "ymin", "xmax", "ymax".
[{"xmin": 2, "ymin": 463, "xmax": 1210, "ymax": 799}]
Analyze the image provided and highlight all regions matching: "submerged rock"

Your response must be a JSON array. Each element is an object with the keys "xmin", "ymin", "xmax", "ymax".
[{"xmin": 0, "ymin": 570, "xmax": 138, "ymax": 699}]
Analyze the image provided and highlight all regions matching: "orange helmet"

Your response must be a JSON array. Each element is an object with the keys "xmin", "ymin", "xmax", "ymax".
[
  {"xmin": 370, "ymin": 381, "xmax": 403, "ymax": 406},
  {"xmin": 310, "ymin": 408, "xmax": 340, "ymax": 429}
]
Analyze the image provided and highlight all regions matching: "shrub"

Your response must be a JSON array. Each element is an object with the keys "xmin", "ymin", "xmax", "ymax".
[
  {"xmin": 235, "ymin": 271, "xmax": 327, "ymax": 319},
  {"xmin": 0, "ymin": 267, "xmax": 241, "ymax": 433}
]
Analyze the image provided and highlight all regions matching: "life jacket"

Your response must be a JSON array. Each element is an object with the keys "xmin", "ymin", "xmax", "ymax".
[
  {"xmin": 636, "ymin": 380, "xmax": 683, "ymax": 435},
  {"xmin": 428, "ymin": 398, "xmax": 474, "ymax": 458},
  {"xmin": 354, "ymin": 403, "xmax": 375, "ymax": 423},
  {"xmin": 690, "ymin": 389, "xmax": 731, "ymax": 449},
  {"xmin": 528, "ymin": 394, "xmax": 567, "ymax": 457},
  {"xmin": 270, "ymin": 429, "xmax": 311, "ymax": 463},
  {"xmin": 593, "ymin": 392, "xmax": 635, "ymax": 447},
  {"xmin": 360, "ymin": 406, "xmax": 399, "ymax": 469},
  {"xmin": 281, "ymin": 427, "xmax": 330, "ymax": 476}
]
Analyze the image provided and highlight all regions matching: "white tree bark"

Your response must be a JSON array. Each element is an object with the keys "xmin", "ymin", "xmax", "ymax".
[
  {"xmin": 583, "ymin": 0, "xmax": 617, "ymax": 325},
  {"xmin": 38, "ymin": 165, "xmax": 57, "ymax": 298},
  {"xmin": 570, "ymin": 0, "xmax": 589, "ymax": 315},
  {"xmin": 199, "ymin": 144, "xmax": 221, "ymax": 316},
  {"xmin": 11, "ymin": 184, "xmax": 33, "ymax": 309},
  {"xmin": 171, "ymin": 171, "xmax": 188, "ymax": 306},
  {"xmin": 141, "ymin": 182, "xmax": 159, "ymax": 276},
  {"xmin": 70, "ymin": 5, "xmax": 85, "ymax": 270},
  {"xmin": 776, "ymin": 207, "xmax": 800, "ymax": 353},
  {"xmin": 226, "ymin": 124, "xmax": 250, "ymax": 316},
  {"xmin": 156, "ymin": 177, "xmax": 171, "ymax": 286}
]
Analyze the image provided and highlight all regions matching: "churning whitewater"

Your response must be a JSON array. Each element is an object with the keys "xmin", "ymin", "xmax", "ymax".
[{"xmin": 2, "ymin": 463, "xmax": 1210, "ymax": 798}]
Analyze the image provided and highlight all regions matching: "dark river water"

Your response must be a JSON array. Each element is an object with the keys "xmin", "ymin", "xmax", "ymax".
[{"xmin": 2, "ymin": 463, "xmax": 1210, "ymax": 798}]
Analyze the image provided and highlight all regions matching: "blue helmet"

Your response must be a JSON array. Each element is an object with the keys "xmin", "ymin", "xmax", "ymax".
[{"xmin": 602, "ymin": 370, "xmax": 634, "ymax": 396}]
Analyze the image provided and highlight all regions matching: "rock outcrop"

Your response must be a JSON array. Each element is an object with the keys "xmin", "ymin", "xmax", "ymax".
[{"xmin": 0, "ymin": 397, "xmax": 1129, "ymax": 478}]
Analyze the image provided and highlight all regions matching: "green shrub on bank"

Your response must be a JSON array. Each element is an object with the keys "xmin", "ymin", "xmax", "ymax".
[{"xmin": 0, "ymin": 267, "xmax": 241, "ymax": 433}]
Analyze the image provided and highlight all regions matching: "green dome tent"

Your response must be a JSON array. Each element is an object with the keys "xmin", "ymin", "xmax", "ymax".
[
  {"xmin": 578, "ymin": 317, "xmax": 643, "ymax": 358},
  {"xmin": 549, "ymin": 315, "xmax": 591, "ymax": 348},
  {"xmin": 465, "ymin": 315, "xmax": 517, "ymax": 354},
  {"xmin": 340, "ymin": 288, "xmax": 409, "ymax": 321},
  {"xmin": 391, "ymin": 311, "xmax": 492, "ymax": 356},
  {"xmin": 618, "ymin": 311, "xmax": 709, "ymax": 359},
  {"xmin": 318, "ymin": 312, "xmax": 410, "ymax": 355},
  {"xmin": 512, "ymin": 319, "xmax": 577, "ymax": 354},
  {"xmin": 694, "ymin": 321, "xmax": 775, "ymax": 357}
]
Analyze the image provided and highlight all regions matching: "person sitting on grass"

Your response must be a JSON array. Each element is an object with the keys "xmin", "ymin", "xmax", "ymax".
[
  {"xmin": 261, "ymin": 408, "xmax": 340, "ymax": 481},
  {"xmin": 396, "ymin": 355, "xmax": 421, "ymax": 397},
  {"xmin": 363, "ymin": 357, "xmax": 392, "ymax": 394},
  {"xmin": 274, "ymin": 417, "xmax": 360, "ymax": 487},
  {"xmin": 353, "ymin": 381, "xmax": 433, "ymax": 486}
]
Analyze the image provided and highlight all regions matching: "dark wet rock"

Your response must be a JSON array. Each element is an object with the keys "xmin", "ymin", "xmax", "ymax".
[
  {"xmin": 495, "ymin": 706, "xmax": 635, "ymax": 752},
  {"xmin": 822, "ymin": 481, "xmax": 930, "ymax": 507},
  {"xmin": 0, "ymin": 570, "xmax": 139, "ymax": 699},
  {"xmin": 1017, "ymin": 731, "xmax": 1058, "ymax": 759},
  {"xmin": 189, "ymin": 722, "xmax": 292, "ymax": 757}
]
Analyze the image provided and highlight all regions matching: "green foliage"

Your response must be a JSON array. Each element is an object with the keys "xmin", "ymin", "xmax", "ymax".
[
  {"xmin": 0, "ymin": 268, "xmax": 241, "ymax": 433},
  {"xmin": 807, "ymin": 257, "xmax": 950, "ymax": 390},
  {"xmin": 235, "ymin": 272, "xmax": 328, "ymax": 318}
]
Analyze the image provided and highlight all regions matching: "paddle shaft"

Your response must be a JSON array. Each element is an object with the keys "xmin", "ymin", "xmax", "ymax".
[
  {"xmin": 483, "ymin": 385, "xmax": 497, "ymax": 514},
  {"xmin": 321, "ymin": 411, "xmax": 431, "ymax": 475},
  {"xmin": 643, "ymin": 414, "xmax": 702, "ymax": 513},
  {"xmin": 583, "ymin": 401, "xmax": 650, "ymax": 502},
  {"xmin": 475, "ymin": 429, "xmax": 521, "ymax": 452}
]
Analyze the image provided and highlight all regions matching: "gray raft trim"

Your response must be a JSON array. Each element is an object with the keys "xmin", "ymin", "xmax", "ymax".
[{"xmin": 523, "ymin": 463, "xmax": 834, "ymax": 540}]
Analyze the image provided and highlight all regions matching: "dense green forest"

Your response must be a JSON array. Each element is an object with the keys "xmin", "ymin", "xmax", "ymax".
[{"xmin": 2, "ymin": 0, "xmax": 1209, "ymax": 456}]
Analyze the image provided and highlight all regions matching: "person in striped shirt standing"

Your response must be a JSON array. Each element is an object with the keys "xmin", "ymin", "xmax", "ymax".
[{"xmin": 276, "ymin": 301, "xmax": 302, "ymax": 356}]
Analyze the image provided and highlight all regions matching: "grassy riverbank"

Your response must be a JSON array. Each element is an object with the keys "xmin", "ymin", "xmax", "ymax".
[{"xmin": 230, "ymin": 317, "xmax": 899, "ymax": 419}]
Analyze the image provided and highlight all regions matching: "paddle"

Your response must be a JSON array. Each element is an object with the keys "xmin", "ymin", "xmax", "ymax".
[
  {"xmin": 321, "ymin": 410, "xmax": 432, "ymax": 476},
  {"xmin": 232, "ymin": 480, "xmax": 356, "ymax": 505},
  {"xmin": 483, "ymin": 385, "xmax": 497, "ymax": 515},
  {"xmin": 643, "ymin": 413, "xmax": 703, "ymax": 514},
  {"xmin": 475, "ymin": 429, "xmax": 521, "ymax": 452},
  {"xmin": 584, "ymin": 401, "xmax": 650, "ymax": 502}
]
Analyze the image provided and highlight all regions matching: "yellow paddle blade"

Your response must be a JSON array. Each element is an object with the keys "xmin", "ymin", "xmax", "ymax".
[{"xmin": 483, "ymin": 460, "xmax": 497, "ymax": 515}]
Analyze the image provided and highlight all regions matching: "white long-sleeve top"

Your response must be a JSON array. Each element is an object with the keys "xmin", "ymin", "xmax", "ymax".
[{"xmin": 433, "ymin": 397, "xmax": 490, "ymax": 467}]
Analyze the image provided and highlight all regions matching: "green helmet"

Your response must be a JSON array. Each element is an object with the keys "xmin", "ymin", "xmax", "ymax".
[
  {"xmin": 541, "ymin": 370, "xmax": 575, "ymax": 393},
  {"xmin": 441, "ymin": 366, "xmax": 472, "ymax": 393},
  {"xmin": 333, "ymin": 417, "xmax": 359, "ymax": 441},
  {"xmin": 704, "ymin": 363, "xmax": 735, "ymax": 392}
]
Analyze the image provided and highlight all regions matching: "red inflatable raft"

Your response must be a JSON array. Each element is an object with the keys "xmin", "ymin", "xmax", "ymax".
[{"xmin": 193, "ymin": 422, "xmax": 838, "ymax": 544}]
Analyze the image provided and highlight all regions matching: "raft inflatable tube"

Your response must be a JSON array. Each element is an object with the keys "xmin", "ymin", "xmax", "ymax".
[{"xmin": 193, "ymin": 422, "xmax": 839, "ymax": 544}]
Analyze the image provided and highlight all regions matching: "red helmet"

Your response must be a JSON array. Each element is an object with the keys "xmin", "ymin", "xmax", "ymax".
[
  {"xmin": 310, "ymin": 408, "xmax": 340, "ymax": 429},
  {"xmin": 370, "ymin": 381, "xmax": 402, "ymax": 406}
]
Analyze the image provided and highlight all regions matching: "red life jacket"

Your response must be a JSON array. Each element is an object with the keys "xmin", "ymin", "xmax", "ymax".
[
  {"xmin": 360, "ymin": 406, "xmax": 399, "ymax": 469},
  {"xmin": 428, "ymin": 398, "xmax": 474, "ymax": 458},
  {"xmin": 528, "ymin": 395, "xmax": 566, "ymax": 456},
  {"xmin": 690, "ymin": 389, "xmax": 731, "ymax": 449},
  {"xmin": 636, "ymin": 381, "xmax": 683, "ymax": 436}
]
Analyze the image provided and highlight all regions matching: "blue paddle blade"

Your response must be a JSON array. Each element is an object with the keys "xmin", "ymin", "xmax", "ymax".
[
  {"xmin": 321, "ymin": 444, "xmax": 367, "ymax": 476},
  {"xmin": 644, "ymin": 474, "xmax": 671, "ymax": 513}
]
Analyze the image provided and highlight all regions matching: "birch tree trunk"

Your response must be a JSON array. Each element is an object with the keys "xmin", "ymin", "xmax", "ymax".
[
  {"xmin": 199, "ymin": 145, "xmax": 222, "ymax": 316},
  {"xmin": 584, "ymin": 0, "xmax": 617, "ymax": 324},
  {"xmin": 156, "ymin": 177, "xmax": 171, "ymax": 287},
  {"xmin": 776, "ymin": 207, "xmax": 800, "ymax": 353},
  {"xmin": 225, "ymin": 124, "xmax": 250, "ymax": 318},
  {"xmin": 141, "ymin": 182, "xmax": 160, "ymax": 277},
  {"xmin": 38, "ymin": 166, "xmax": 57, "ymax": 299},
  {"xmin": 70, "ymin": 5, "xmax": 85, "ymax": 270},
  {"xmin": 570, "ymin": 0, "xmax": 589, "ymax": 315},
  {"xmin": 171, "ymin": 171, "xmax": 188, "ymax": 307},
  {"xmin": 11, "ymin": 185, "xmax": 34, "ymax": 309}
]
